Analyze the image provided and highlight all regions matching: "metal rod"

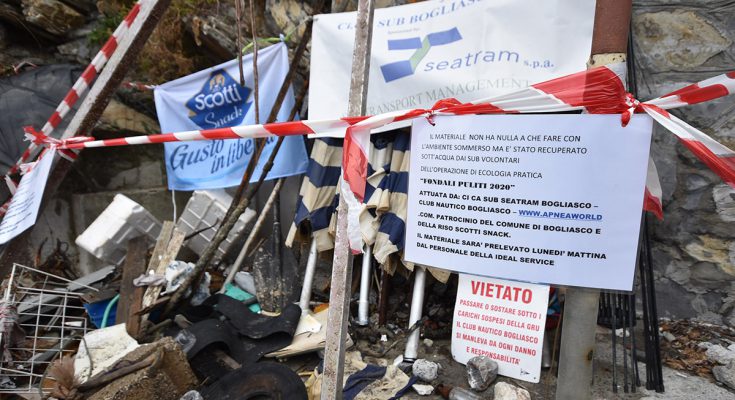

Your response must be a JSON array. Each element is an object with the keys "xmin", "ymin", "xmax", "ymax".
[
  {"xmin": 611, "ymin": 293, "xmax": 618, "ymax": 393},
  {"xmin": 622, "ymin": 294, "xmax": 629, "ymax": 393},
  {"xmin": 299, "ymin": 240, "xmax": 319, "ymax": 313},
  {"xmin": 321, "ymin": 0, "xmax": 375, "ymax": 397},
  {"xmin": 378, "ymin": 268, "xmax": 390, "ymax": 326},
  {"xmin": 357, "ymin": 246, "xmax": 372, "ymax": 326},
  {"xmin": 404, "ymin": 266, "xmax": 426, "ymax": 362}
]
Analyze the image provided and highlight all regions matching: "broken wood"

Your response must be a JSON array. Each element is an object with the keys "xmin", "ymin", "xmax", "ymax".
[
  {"xmin": 116, "ymin": 236, "xmax": 148, "ymax": 337},
  {"xmin": 141, "ymin": 225, "xmax": 185, "ymax": 322}
]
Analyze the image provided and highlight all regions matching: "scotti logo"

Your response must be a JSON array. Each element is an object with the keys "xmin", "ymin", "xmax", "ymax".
[
  {"xmin": 379, "ymin": 27, "xmax": 462, "ymax": 82},
  {"xmin": 186, "ymin": 69, "xmax": 251, "ymax": 129}
]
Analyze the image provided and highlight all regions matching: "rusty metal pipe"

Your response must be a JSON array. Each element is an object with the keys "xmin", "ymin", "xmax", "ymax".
[{"xmin": 555, "ymin": 1, "xmax": 632, "ymax": 399}]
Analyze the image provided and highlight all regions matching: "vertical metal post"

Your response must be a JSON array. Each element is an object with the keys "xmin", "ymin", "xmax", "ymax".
[
  {"xmin": 321, "ymin": 1, "xmax": 375, "ymax": 398},
  {"xmin": 357, "ymin": 246, "xmax": 372, "ymax": 325},
  {"xmin": 555, "ymin": 1, "xmax": 632, "ymax": 399},
  {"xmin": 404, "ymin": 265, "xmax": 426, "ymax": 361},
  {"xmin": 299, "ymin": 240, "xmax": 318, "ymax": 313}
]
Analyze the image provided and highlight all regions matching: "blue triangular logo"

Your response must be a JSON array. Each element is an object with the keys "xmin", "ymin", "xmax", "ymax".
[{"xmin": 185, "ymin": 69, "xmax": 252, "ymax": 129}]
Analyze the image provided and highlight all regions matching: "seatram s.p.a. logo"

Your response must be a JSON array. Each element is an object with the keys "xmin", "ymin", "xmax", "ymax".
[
  {"xmin": 186, "ymin": 69, "xmax": 251, "ymax": 129},
  {"xmin": 380, "ymin": 27, "xmax": 529, "ymax": 83},
  {"xmin": 380, "ymin": 27, "xmax": 462, "ymax": 82}
]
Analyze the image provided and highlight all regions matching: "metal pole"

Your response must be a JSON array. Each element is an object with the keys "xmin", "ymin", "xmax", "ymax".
[
  {"xmin": 299, "ymin": 240, "xmax": 319, "ymax": 313},
  {"xmin": 555, "ymin": 1, "xmax": 632, "ymax": 399},
  {"xmin": 357, "ymin": 246, "xmax": 372, "ymax": 325},
  {"xmin": 321, "ymin": 0, "xmax": 375, "ymax": 398},
  {"xmin": 404, "ymin": 266, "xmax": 426, "ymax": 362}
]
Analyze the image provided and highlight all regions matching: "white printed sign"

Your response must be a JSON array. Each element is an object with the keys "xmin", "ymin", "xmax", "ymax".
[
  {"xmin": 404, "ymin": 114, "xmax": 653, "ymax": 291},
  {"xmin": 452, "ymin": 274, "xmax": 549, "ymax": 383},
  {"xmin": 310, "ymin": 0, "xmax": 595, "ymax": 121},
  {"xmin": 0, "ymin": 150, "xmax": 54, "ymax": 244}
]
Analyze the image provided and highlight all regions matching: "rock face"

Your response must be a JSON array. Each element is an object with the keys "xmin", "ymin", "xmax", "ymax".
[
  {"xmin": 633, "ymin": 1, "xmax": 735, "ymax": 326},
  {"xmin": 21, "ymin": 0, "xmax": 85, "ymax": 36},
  {"xmin": 713, "ymin": 360, "xmax": 735, "ymax": 390}
]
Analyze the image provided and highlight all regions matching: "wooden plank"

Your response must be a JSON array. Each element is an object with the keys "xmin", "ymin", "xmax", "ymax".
[
  {"xmin": 0, "ymin": 0, "xmax": 173, "ymax": 276},
  {"xmin": 321, "ymin": 0, "xmax": 375, "ymax": 397},
  {"xmin": 116, "ymin": 236, "xmax": 148, "ymax": 337},
  {"xmin": 141, "ymin": 227, "xmax": 185, "ymax": 312},
  {"xmin": 145, "ymin": 221, "xmax": 175, "ymax": 276}
]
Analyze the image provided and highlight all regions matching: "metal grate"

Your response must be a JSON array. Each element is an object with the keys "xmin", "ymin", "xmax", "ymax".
[{"xmin": 0, "ymin": 263, "xmax": 95, "ymax": 394}]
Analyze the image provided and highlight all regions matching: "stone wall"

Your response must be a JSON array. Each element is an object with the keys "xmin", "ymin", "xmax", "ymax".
[{"xmin": 632, "ymin": 1, "xmax": 735, "ymax": 325}]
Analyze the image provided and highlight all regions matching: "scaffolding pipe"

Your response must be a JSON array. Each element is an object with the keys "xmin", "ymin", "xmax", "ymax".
[
  {"xmin": 299, "ymin": 240, "xmax": 319, "ymax": 313},
  {"xmin": 404, "ymin": 266, "xmax": 426, "ymax": 362},
  {"xmin": 555, "ymin": 1, "xmax": 632, "ymax": 399},
  {"xmin": 357, "ymin": 246, "xmax": 372, "ymax": 325}
]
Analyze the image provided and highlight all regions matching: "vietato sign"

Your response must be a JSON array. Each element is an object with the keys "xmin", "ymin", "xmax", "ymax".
[
  {"xmin": 404, "ymin": 114, "xmax": 653, "ymax": 290},
  {"xmin": 452, "ymin": 274, "xmax": 549, "ymax": 383}
]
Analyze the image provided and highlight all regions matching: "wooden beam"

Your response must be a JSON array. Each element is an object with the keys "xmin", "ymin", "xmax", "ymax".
[
  {"xmin": 116, "ymin": 236, "xmax": 148, "ymax": 337},
  {"xmin": 0, "ymin": 0, "xmax": 173, "ymax": 275},
  {"xmin": 321, "ymin": 0, "xmax": 375, "ymax": 398},
  {"xmin": 141, "ymin": 226, "xmax": 185, "ymax": 320}
]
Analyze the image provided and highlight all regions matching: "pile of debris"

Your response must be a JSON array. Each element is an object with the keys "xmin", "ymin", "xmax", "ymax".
[{"xmin": 660, "ymin": 319, "xmax": 735, "ymax": 389}]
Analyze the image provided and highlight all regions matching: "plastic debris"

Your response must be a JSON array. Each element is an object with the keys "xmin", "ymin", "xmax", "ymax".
[{"xmin": 75, "ymin": 194, "xmax": 162, "ymax": 265}]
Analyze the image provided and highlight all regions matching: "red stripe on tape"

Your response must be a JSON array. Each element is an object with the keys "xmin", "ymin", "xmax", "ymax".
[
  {"xmin": 533, "ymin": 67, "xmax": 626, "ymax": 114},
  {"xmin": 341, "ymin": 116, "xmax": 370, "ymax": 125},
  {"xmin": 680, "ymin": 139, "xmax": 735, "ymax": 187},
  {"xmin": 727, "ymin": 71, "xmax": 735, "ymax": 79},
  {"xmin": 200, "ymin": 128, "xmax": 239, "ymax": 139},
  {"xmin": 63, "ymin": 90, "xmax": 79, "ymax": 107},
  {"xmin": 148, "ymin": 133, "xmax": 178, "ymax": 144},
  {"xmin": 643, "ymin": 188, "xmax": 663, "ymax": 220},
  {"xmin": 343, "ymin": 126, "xmax": 368, "ymax": 202},
  {"xmin": 125, "ymin": 3, "xmax": 141, "ymax": 25},
  {"xmin": 100, "ymin": 37, "xmax": 118, "ymax": 59},
  {"xmin": 81, "ymin": 65, "xmax": 97, "ymax": 85},
  {"xmin": 678, "ymin": 84, "xmax": 729, "ymax": 105},
  {"xmin": 102, "ymin": 138, "xmax": 130, "ymax": 147},
  {"xmin": 264, "ymin": 121, "xmax": 314, "ymax": 136},
  {"xmin": 49, "ymin": 112, "xmax": 62, "ymax": 128}
]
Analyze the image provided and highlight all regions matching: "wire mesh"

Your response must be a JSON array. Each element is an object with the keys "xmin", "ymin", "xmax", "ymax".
[{"xmin": 0, "ymin": 263, "xmax": 94, "ymax": 394}]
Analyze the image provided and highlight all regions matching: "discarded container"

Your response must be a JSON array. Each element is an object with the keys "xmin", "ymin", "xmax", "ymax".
[
  {"xmin": 83, "ymin": 298, "xmax": 118, "ymax": 328},
  {"xmin": 75, "ymin": 194, "xmax": 162, "ymax": 265},
  {"xmin": 176, "ymin": 190, "xmax": 256, "ymax": 261}
]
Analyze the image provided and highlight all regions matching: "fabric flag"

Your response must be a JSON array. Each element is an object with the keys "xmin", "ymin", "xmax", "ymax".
[
  {"xmin": 154, "ymin": 43, "xmax": 308, "ymax": 190},
  {"xmin": 286, "ymin": 130, "xmax": 450, "ymax": 282}
]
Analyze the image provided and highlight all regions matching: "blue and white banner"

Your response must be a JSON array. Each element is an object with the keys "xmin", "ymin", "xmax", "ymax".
[{"xmin": 154, "ymin": 43, "xmax": 308, "ymax": 190}]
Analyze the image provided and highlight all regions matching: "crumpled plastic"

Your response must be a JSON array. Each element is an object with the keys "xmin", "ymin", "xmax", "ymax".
[{"xmin": 162, "ymin": 261, "xmax": 210, "ymax": 306}]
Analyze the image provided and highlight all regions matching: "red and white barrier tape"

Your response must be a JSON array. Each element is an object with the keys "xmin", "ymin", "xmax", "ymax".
[
  {"xmin": 8, "ymin": 65, "xmax": 735, "ymax": 237},
  {"xmin": 121, "ymin": 81, "xmax": 157, "ymax": 91}
]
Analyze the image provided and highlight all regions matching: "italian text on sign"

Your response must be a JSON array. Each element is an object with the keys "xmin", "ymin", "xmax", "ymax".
[
  {"xmin": 452, "ymin": 274, "xmax": 549, "ymax": 383},
  {"xmin": 404, "ymin": 114, "xmax": 653, "ymax": 290}
]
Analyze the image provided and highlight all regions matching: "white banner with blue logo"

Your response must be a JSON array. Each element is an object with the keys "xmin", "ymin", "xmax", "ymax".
[
  {"xmin": 154, "ymin": 43, "xmax": 308, "ymax": 190},
  {"xmin": 310, "ymin": 0, "xmax": 596, "ymax": 122}
]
